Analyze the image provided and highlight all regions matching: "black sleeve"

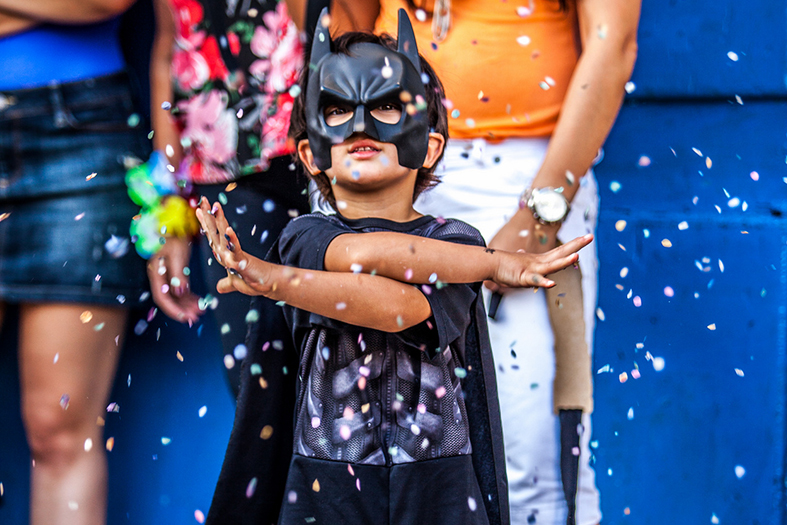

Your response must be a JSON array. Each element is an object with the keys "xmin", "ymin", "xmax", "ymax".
[
  {"xmin": 266, "ymin": 213, "xmax": 350, "ymax": 271},
  {"xmin": 398, "ymin": 219, "xmax": 487, "ymax": 356}
]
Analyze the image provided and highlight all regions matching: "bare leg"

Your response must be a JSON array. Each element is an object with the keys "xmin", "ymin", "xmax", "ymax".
[{"xmin": 19, "ymin": 302, "xmax": 127, "ymax": 525}]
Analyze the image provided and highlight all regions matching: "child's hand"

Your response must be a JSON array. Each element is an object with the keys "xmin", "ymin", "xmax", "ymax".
[
  {"xmin": 195, "ymin": 197, "xmax": 272, "ymax": 296},
  {"xmin": 489, "ymin": 234, "xmax": 593, "ymax": 291}
]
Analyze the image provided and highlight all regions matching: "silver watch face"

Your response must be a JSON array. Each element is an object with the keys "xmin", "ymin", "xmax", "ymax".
[{"xmin": 532, "ymin": 189, "xmax": 569, "ymax": 223}]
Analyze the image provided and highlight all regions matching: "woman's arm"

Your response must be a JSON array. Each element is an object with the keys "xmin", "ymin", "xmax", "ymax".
[
  {"xmin": 329, "ymin": 0, "xmax": 379, "ymax": 34},
  {"xmin": 146, "ymin": 0, "xmax": 203, "ymax": 324},
  {"xmin": 488, "ymin": 0, "xmax": 641, "ymax": 256},
  {"xmin": 0, "ymin": 0, "xmax": 136, "ymax": 24},
  {"xmin": 197, "ymin": 200, "xmax": 432, "ymax": 332}
]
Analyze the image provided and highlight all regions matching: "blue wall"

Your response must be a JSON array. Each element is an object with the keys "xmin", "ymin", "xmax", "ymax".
[
  {"xmin": 591, "ymin": 0, "xmax": 787, "ymax": 523},
  {"xmin": 2, "ymin": 1, "xmax": 786, "ymax": 524}
]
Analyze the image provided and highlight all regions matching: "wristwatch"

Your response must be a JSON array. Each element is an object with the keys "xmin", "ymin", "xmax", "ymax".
[{"xmin": 522, "ymin": 187, "xmax": 570, "ymax": 225}]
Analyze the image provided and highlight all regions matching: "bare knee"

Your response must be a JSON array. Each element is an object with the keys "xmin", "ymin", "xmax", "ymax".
[{"xmin": 23, "ymin": 403, "xmax": 97, "ymax": 470}]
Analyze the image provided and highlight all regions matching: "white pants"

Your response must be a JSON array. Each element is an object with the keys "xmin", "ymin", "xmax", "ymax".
[{"xmin": 416, "ymin": 138, "xmax": 602, "ymax": 525}]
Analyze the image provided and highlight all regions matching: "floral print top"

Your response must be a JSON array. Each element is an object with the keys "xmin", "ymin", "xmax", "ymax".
[{"xmin": 169, "ymin": 0, "xmax": 303, "ymax": 184}]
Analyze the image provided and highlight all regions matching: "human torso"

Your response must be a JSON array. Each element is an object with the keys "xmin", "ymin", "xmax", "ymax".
[
  {"xmin": 376, "ymin": 0, "xmax": 580, "ymax": 140},
  {"xmin": 168, "ymin": 0, "xmax": 302, "ymax": 183},
  {"xmin": 0, "ymin": 18, "xmax": 124, "ymax": 90}
]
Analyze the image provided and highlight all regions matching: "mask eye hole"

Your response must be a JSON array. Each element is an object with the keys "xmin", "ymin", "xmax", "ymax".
[
  {"xmin": 370, "ymin": 102, "xmax": 402, "ymax": 125},
  {"xmin": 324, "ymin": 104, "xmax": 354, "ymax": 126}
]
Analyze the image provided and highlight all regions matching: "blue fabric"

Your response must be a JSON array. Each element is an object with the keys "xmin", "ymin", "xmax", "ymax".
[
  {"xmin": 0, "ymin": 20, "xmax": 124, "ymax": 90},
  {"xmin": 0, "ymin": 73, "xmax": 150, "ymax": 305}
]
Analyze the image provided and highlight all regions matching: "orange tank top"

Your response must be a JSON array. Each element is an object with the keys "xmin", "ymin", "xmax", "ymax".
[{"xmin": 375, "ymin": 0, "xmax": 579, "ymax": 139}]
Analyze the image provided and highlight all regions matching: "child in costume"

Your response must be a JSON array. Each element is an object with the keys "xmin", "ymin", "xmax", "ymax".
[{"xmin": 196, "ymin": 9, "xmax": 593, "ymax": 525}]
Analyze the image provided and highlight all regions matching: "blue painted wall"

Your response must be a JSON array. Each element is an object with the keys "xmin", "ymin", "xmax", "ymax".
[
  {"xmin": 1, "ymin": 1, "xmax": 785, "ymax": 524},
  {"xmin": 591, "ymin": 0, "xmax": 787, "ymax": 523}
]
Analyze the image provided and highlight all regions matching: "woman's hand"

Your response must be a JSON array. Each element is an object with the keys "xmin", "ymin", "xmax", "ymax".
[
  {"xmin": 147, "ymin": 236, "xmax": 202, "ymax": 324},
  {"xmin": 196, "ymin": 198, "xmax": 273, "ymax": 296}
]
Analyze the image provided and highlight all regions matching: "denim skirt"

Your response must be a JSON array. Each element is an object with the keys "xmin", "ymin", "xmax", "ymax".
[{"xmin": 0, "ymin": 72, "xmax": 150, "ymax": 306}]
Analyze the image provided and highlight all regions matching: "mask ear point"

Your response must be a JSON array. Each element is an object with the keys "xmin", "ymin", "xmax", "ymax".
[
  {"xmin": 396, "ymin": 8, "xmax": 422, "ymax": 73},
  {"xmin": 310, "ymin": 7, "xmax": 332, "ymax": 67}
]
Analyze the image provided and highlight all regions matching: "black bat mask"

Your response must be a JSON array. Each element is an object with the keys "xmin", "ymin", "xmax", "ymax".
[{"xmin": 305, "ymin": 8, "xmax": 429, "ymax": 171}]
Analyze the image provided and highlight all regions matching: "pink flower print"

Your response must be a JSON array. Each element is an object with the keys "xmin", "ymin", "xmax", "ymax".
[
  {"xmin": 178, "ymin": 90, "xmax": 239, "ymax": 169},
  {"xmin": 170, "ymin": 0, "xmax": 203, "ymax": 39},
  {"xmin": 249, "ymin": 2, "xmax": 302, "ymax": 91},
  {"xmin": 261, "ymin": 98, "xmax": 294, "ymax": 159},
  {"xmin": 171, "ymin": 46, "xmax": 210, "ymax": 91}
]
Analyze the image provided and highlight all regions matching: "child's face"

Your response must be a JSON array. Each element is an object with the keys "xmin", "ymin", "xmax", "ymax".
[{"xmin": 297, "ymin": 104, "xmax": 445, "ymax": 208}]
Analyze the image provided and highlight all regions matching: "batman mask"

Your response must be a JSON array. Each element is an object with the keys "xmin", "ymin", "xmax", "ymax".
[{"xmin": 305, "ymin": 8, "xmax": 429, "ymax": 172}]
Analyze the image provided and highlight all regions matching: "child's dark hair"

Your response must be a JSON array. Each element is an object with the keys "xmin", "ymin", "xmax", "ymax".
[{"xmin": 289, "ymin": 31, "xmax": 449, "ymax": 209}]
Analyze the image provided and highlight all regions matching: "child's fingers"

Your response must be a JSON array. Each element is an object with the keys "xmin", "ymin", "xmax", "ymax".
[{"xmin": 224, "ymin": 225, "xmax": 243, "ymax": 254}]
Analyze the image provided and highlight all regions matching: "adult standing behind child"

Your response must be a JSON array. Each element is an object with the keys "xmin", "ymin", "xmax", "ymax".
[
  {"xmin": 0, "ymin": 1, "xmax": 150, "ymax": 523},
  {"xmin": 145, "ymin": 0, "xmax": 318, "ymax": 522},
  {"xmin": 331, "ymin": 1, "xmax": 641, "ymax": 523}
]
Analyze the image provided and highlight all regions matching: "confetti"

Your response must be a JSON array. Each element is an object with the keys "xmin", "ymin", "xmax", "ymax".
[
  {"xmin": 734, "ymin": 465, "xmax": 745, "ymax": 478},
  {"xmin": 54, "ymin": 352, "xmax": 60, "ymax": 363},
  {"xmin": 312, "ymin": 479, "xmax": 321, "ymax": 492},
  {"xmin": 707, "ymin": 324, "xmax": 716, "ymax": 331},
  {"xmin": 661, "ymin": 239, "xmax": 672, "ymax": 248},
  {"xmin": 161, "ymin": 437, "xmax": 171, "ymax": 445},
  {"xmin": 664, "ymin": 286, "xmax": 674, "ymax": 297},
  {"xmin": 0, "ymin": 212, "xmax": 10, "ymax": 223},
  {"xmin": 161, "ymin": 101, "xmax": 172, "ymax": 110},
  {"xmin": 610, "ymin": 181, "xmax": 622, "ymax": 193},
  {"xmin": 468, "ymin": 497, "xmax": 478, "ymax": 511},
  {"xmin": 727, "ymin": 51, "xmax": 739, "ymax": 61},
  {"xmin": 516, "ymin": 35, "xmax": 531, "ymax": 46},
  {"xmin": 287, "ymin": 491, "xmax": 297, "ymax": 503},
  {"xmin": 652, "ymin": 357, "xmax": 665, "ymax": 371},
  {"xmin": 678, "ymin": 221, "xmax": 689, "ymax": 230},
  {"xmin": 199, "ymin": 406, "xmax": 207, "ymax": 417},
  {"xmin": 86, "ymin": 172, "xmax": 97, "ymax": 181},
  {"xmin": 631, "ymin": 369, "xmax": 641, "ymax": 379},
  {"xmin": 84, "ymin": 438, "xmax": 93, "ymax": 452},
  {"xmin": 627, "ymin": 407, "xmax": 634, "ymax": 420},
  {"xmin": 80, "ymin": 310, "xmax": 93, "ymax": 323},
  {"xmin": 596, "ymin": 307, "xmax": 606, "ymax": 321},
  {"xmin": 619, "ymin": 372, "xmax": 628, "ymax": 383},
  {"xmin": 711, "ymin": 513, "xmax": 720, "ymax": 524},
  {"xmin": 734, "ymin": 368, "xmax": 744, "ymax": 377},
  {"xmin": 60, "ymin": 394, "xmax": 70, "ymax": 410},
  {"xmin": 620, "ymin": 267, "xmax": 629, "ymax": 278},
  {"xmin": 261, "ymin": 425, "xmax": 274, "ymax": 440},
  {"xmin": 638, "ymin": 155, "xmax": 651, "ymax": 167},
  {"xmin": 381, "ymin": 58, "xmax": 393, "ymax": 79},
  {"xmin": 224, "ymin": 355, "xmax": 236, "ymax": 369},
  {"xmin": 435, "ymin": 386, "xmax": 446, "ymax": 399},
  {"xmin": 195, "ymin": 509, "xmax": 205, "ymax": 523},
  {"xmin": 706, "ymin": 157, "xmax": 712, "ymax": 169},
  {"xmin": 340, "ymin": 425, "xmax": 351, "ymax": 440},
  {"xmin": 246, "ymin": 477, "xmax": 258, "ymax": 498},
  {"xmin": 177, "ymin": 351, "xmax": 184, "ymax": 362},
  {"xmin": 633, "ymin": 296, "xmax": 642, "ymax": 307},
  {"xmin": 68, "ymin": 501, "xmax": 79, "ymax": 511},
  {"xmin": 106, "ymin": 437, "xmax": 115, "ymax": 451},
  {"xmin": 615, "ymin": 220, "xmax": 627, "ymax": 231},
  {"xmin": 625, "ymin": 81, "xmax": 636, "ymax": 93},
  {"xmin": 234, "ymin": 344, "xmax": 248, "ymax": 360},
  {"xmin": 415, "ymin": 8, "xmax": 427, "ymax": 21},
  {"xmin": 750, "ymin": 171, "xmax": 759, "ymax": 181}
]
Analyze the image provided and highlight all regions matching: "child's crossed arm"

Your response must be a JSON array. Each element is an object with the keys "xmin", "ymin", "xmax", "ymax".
[
  {"xmin": 196, "ymin": 199, "xmax": 432, "ymax": 332},
  {"xmin": 323, "ymin": 227, "xmax": 593, "ymax": 288}
]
